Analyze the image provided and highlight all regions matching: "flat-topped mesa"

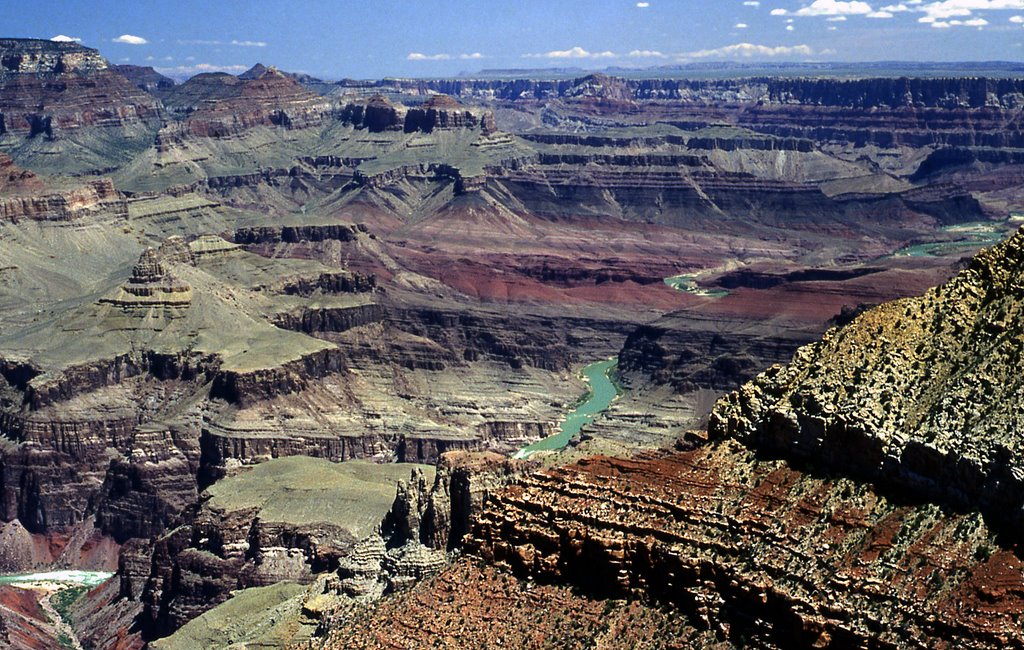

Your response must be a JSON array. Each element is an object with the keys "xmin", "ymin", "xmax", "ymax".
[
  {"xmin": 339, "ymin": 94, "xmax": 407, "ymax": 132},
  {"xmin": 101, "ymin": 248, "xmax": 192, "ymax": 310},
  {"xmin": 180, "ymin": 68, "xmax": 334, "ymax": 137},
  {"xmin": 110, "ymin": 64, "xmax": 175, "ymax": 92},
  {"xmin": 186, "ymin": 233, "xmax": 241, "ymax": 260},
  {"xmin": 404, "ymin": 94, "xmax": 497, "ymax": 134},
  {"xmin": 0, "ymin": 38, "xmax": 108, "ymax": 77},
  {"xmin": 0, "ymin": 38, "xmax": 163, "ymax": 138}
]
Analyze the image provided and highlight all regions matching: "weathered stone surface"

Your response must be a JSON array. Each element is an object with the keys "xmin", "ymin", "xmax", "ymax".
[
  {"xmin": 711, "ymin": 226, "xmax": 1024, "ymax": 536},
  {"xmin": 0, "ymin": 39, "xmax": 162, "ymax": 136},
  {"xmin": 100, "ymin": 249, "xmax": 193, "ymax": 310},
  {"xmin": 136, "ymin": 457, "xmax": 433, "ymax": 638},
  {"xmin": 465, "ymin": 441, "xmax": 1023, "ymax": 649}
]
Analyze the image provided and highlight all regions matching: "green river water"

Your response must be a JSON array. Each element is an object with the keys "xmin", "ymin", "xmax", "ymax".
[
  {"xmin": 663, "ymin": 274, "xmax": 730, "ymax": 297},
  {"xmin": 515, "ymin": 357, "xmax": 620, "ymax": 459},
  {"xmin": 892, "ymin": 222, "xmax": 1008, "ymax": 258},
  {"xmin": 0, "ymin": 570, "xmax": 114, "ymax": 586}
]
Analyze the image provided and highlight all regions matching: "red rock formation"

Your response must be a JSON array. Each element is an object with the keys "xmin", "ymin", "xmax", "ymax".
[
  {"xmin": 403, "ymin": 94, "xmax": 495, "ymax": 133},
  {"xmin": 0, "ymin": 586, "xmax": 57, "ymax": 650},
  {"xmin": 320, "ymin": 560, "xmax": 721, "ymax": 649},
  {"xmin": 465, "ymin": 441, "xmax": 1024, "ymax": 648},
  {"xmin": 0, "ymin": 158, "xmax": 127, "ymax": 222},
  {"xmin": 179, "ymin": 68, "xmax": 333, "ymax": 138},
  {"xmin": 0, "ymin": 39, "xmax": 163, "ymax": 136}
]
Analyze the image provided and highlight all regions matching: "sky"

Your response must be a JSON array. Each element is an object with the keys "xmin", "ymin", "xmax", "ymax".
[{"xmin": 4, "ymin": 0, "xmax": 1024, "ymax": 80}]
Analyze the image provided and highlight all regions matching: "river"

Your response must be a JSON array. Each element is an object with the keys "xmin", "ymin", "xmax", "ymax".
[
  {"xmin": 514, "ymin": 357, "xmax": 620, "ymax": 459},
  {"xmin": 0, "ymin": 570, "xmax": 114, "ymax": 587},
  {"xmin": 891, "ymin": 221, "xmax": 1009, "ymax": 258},
  {"xmin": 663, "ymin": 273, "xmax": 730, "ymax": 297}
]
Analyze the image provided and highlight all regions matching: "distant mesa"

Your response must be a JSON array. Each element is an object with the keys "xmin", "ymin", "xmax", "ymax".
[
  {"xmin": 101, "ymin": 248, "xmax": 192, "ymax": 310},
  {"xmin": 168, "ymin": 68, "xmax": 334, "ymax": 137},
  {"xmin": 186, "ymin": 233, "xmax": 241, "ymax": 259},
  {"xmin": 0, "ymin": 37, "xmax": 164, "ymax": 148},
  {"xmin": 110, "ymin": 64, "xmax": 175, "ymax": 92},
  {"xmin": 0, "ymin": 37, "xmax": 108, "ymax": 76},
  {"xmin": 340, "ymin": 93, "xmax": 498, "ymax": 135}
]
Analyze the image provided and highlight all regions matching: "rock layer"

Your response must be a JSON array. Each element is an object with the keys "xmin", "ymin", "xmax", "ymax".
[{"xmin": 711, "ymin": 227, "xmax": 1024, "ymax": 536}]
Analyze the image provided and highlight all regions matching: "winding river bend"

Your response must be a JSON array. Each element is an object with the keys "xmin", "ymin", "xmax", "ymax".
[
  {"xmin": 0, "ymin": 570, "xmax": 113, "ymax": 587},
  {"xmin": 515, "ymin": 357, "xmax": 620, "ymax": 459}
]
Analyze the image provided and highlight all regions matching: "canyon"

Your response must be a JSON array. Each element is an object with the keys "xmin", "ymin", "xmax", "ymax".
[{"xmin": 0, "ymin": 37, "xmax": 1021, "ymax": 648}]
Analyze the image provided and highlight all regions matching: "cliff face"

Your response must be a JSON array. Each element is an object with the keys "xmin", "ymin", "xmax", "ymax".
[
  {"xmin": 0, "ymin": 38, "xmax": 108, "ymax": 76},
  {"xmin": 170, "ymin": 69, "xmax": 333, "ymax": 138},
  {"xmin": 464, "ymin": 441, "xmax": 1022, "ymax": 649},
  {"xmin": 0, "ymin": 39, "xmax": 163, "ymax": 136},
  {"xmin": 767, "ymin": 76, "xmax": 1024, "ymax": 108},
  {"xmin": 711, "ymin": 227, "xmax": 1024, "ymax": 537},
  {"xmin": 130, "ymin": 457, "xmax": 450, "ymax": 639},
  {"xmin": 0, "ymin": 153, "xmax": 128, "ymax": 222},
  {"xmin": 344, "ymin": 73, "xmax": 1024, "ymax": 108},
  {"xmin": 337, "ymin": 93, "xmax": 497, "ymax": 135}
]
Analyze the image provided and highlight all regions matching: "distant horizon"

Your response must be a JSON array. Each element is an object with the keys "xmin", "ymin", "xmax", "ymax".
[
  {"xmin": 118, "ymin": 56, "xmax": 1024, "ymax": 84},
  {"xmin": 4, "ymin": 1, "xmax": 1024, "ymax": 81}
]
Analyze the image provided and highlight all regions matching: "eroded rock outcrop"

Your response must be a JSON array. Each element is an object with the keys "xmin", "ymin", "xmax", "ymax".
[
  {"xmin": 136, "ymin": 458, "xmax": 427, "ymax": 637},
  {"xmin": 101, "ymin": 249, "xmax": 193, "ymax": 310},
  {"xmin": 466, "ymin": 441, "xmax": 1023, "ymax": 648},
  {"xmin": 335, "ymin": 451, "xmax": 528, "ymax": 600},
  {"xmin": 0, "ymin": 155, "xmax": 127, "ymax": 222},
  {"xmin": 0, "ymin": 39, "xmax": 163, "ymax": 137},
  {"xmin": 711, "ymin": 227, "xmax": 1024, "ymax": 536}
]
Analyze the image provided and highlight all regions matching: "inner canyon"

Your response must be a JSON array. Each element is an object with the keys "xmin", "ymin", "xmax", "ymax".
[{"xmin": 0, "ymin": 34, "xmax": 1021, "ymax": 649}]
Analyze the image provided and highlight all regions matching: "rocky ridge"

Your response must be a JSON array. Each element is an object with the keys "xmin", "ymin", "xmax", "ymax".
[{"xmin": 711, "ymin": 226, "xmax": 1024, "ymax": 537}]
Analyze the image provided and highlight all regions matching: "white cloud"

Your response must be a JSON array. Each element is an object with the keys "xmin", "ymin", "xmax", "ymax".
[
  {"xmin": 637, "ymin": 2, "xmax": 650, "ymax": 6},
  {"xmin": 736, "ymin": 22, "xmax": 750, "ymax": 27},
  {"xmin": 687, "ymin": 42, "xmax": 816, "ymax": 58},
  {"xmin": 628, "ymin": 49, "xmax": 668, "ymax": 57},
  {"xmin": 408, "ymin": 51, "xmax": 483, "ymax": 61},
  {"xmin": 880, "ymin": 3, "xmax": 913, "ymax": 10},
  {"xmin": 523, "ymin": 46, "xmax": 617, "ymax": 58},
  {"xmin": 827, "ymin": 15, "xmax": 849, "ymax": 19},
  {"xmin": 743, "ymin": 1, "xmax": 761, "ymax": 5},
  {"xmin": 112, "ymin": 34, "xmax": 148, "ymax": 45},
  {"xmin": 407, "ymin": 52, "xmax": 451, "ymax": 60},
  {"xmin": 50, "ymin": 34, "xmax": 81, "ymax": 42},
  {"xmin": 772, "ymin": 0, "xmax": 874, "ymax": 15},
  {"xmin": 1011, "ymin": 14, "xmax": 1024, "ymax": 20},
  {"xmin": 925, "ymin": 16, "xmax": 987, "ymax": 25},
  {"xmin": 177, "ymin": 39, "xmax": 267, "ymax": 47},
  {"xmin": 868, "ymin": 10, "xmax": 895, "ymax": 15},
  {"xmin": 918, "ymin": 0, "xmax": 1024, "ymax": 22}
]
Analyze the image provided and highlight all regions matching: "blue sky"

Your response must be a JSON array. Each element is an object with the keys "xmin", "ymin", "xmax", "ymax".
[{"xmin": 4, "ymin": 0, "xmax": 1024, "ymax": 79}]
